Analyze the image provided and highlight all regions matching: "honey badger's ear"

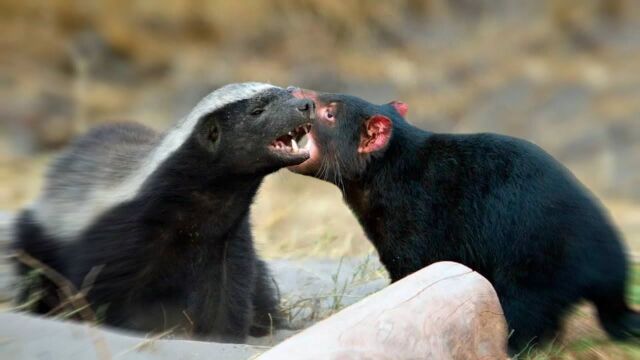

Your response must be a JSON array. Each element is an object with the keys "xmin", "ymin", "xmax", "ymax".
[
  {"xmin": 197, "ymin": 114, "xmax": 221, "ymax": 152},
  {"xmin": 358, "ymin": 115, "xmax": 392, "ymax": 154},
  {"xmin": 389, "ymin": 101, "xmax": 408, "ymax": 117}
]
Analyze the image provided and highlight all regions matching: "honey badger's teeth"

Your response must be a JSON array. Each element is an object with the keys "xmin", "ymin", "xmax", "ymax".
[{"xmin": 270, "ymin": 123, "xmax": 312, "ymax": 155}]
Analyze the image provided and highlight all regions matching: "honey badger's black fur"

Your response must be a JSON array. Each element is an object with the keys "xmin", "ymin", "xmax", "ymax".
[
  {"xmin": 13, "ymin": 83, "xmax": 314, "ymax": 342},
  {"xmin": 291, "ymin": 89, "xmax": 640, "ymax": 353}
]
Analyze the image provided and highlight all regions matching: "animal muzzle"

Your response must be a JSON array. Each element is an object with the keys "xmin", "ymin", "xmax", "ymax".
[{"xmin": 293, "ymin": 98, "xmax": 315, "ymax": 120}]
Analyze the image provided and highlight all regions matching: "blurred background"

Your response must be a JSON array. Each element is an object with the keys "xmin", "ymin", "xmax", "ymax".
[{"xmin": 0, "ymin": 1, "xmax": 639, "ymax": 356}]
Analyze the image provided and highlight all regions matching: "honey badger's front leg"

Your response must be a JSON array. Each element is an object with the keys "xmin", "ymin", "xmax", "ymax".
[
  {"xmin": 249, "ymin": 258, "xmax": 282, "ymax": 336},
  {"xmin": 186, "ymin": 217, "xmax": 279, "ymax": 342}
]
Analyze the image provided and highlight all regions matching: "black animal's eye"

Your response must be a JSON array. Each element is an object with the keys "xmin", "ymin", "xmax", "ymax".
[
  {"xmin": 326, "ymin": 111, "xmax": 334, "ymax": 119},
  {"xmin": 251, "ymin": 108, "xmax": 265, "ymax": 116}
]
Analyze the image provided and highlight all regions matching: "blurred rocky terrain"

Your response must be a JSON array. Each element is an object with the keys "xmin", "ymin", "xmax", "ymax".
[{"xmin": 0, "ymin": 0, "xmax": 639, "ymax": 253}]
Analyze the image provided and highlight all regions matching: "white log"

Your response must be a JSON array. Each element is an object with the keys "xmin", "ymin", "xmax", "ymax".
[{"xmin": 259, "ymin": 261, "xmax": 508, "ymax": 360}]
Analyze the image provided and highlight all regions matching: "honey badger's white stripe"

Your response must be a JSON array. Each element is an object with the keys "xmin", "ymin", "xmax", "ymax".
[
  {"xmin": 127, "ymin": 82, "xmax": 277, "ymax": 197},
  {"xmin": 32, "ymin": 82, "xmax": 278, "ymax": 242}
]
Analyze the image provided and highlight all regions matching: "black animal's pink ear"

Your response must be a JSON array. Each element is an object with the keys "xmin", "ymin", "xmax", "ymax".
[
  {"xmin": 390, "ymin": 101, "xmax": 408, "ymax": 117},
  {"xmin": 358, "ymin": 115, "xmax": 393, "ymax": 154}
]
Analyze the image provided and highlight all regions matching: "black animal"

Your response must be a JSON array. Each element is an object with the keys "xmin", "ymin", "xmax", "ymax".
[
  {"xmin": 13, "ymin": 83, "xmax": 314, "ymax": 342},
  {"xmin": 288, "ymin": 87, "xmax": 640, "ymax": 352}
]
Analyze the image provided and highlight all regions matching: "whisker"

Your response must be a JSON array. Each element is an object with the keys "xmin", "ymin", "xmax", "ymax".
[
  {"xmin": 316, "ymin": 155, "xmax": 330, "ymax": 182},
  {"xmin": 334, "ymin": 153, "xmax": 345, "ymax": 193}
]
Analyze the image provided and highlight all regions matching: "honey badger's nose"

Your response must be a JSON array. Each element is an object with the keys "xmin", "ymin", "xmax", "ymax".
[
  {"xmin": 296, "ymin": 99, "xmax": 315, "ymax": 115},
  {"xmin": 297, "ymin": 99, "xmax": 312, "ymax": 112}
]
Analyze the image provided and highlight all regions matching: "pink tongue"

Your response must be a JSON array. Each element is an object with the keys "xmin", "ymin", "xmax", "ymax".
[{"xmin": 276, "ymin": 141, "xmax": 286, "ymax": 148}]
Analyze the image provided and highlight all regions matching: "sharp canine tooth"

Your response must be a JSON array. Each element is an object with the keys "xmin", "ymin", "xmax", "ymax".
[{"xmin": 291, "ymin": 138, "xmax": 299, "ymax": 151}]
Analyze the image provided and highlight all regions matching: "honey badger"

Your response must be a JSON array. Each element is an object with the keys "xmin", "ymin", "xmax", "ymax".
[{"xmin": 12, "ymin": 83, "xmax": 314, "ymax": 342}]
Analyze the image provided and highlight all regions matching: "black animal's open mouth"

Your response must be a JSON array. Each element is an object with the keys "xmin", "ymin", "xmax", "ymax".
[{"xmin": 270, "ymin": 123, "xmax": 312, "ymax": 157}]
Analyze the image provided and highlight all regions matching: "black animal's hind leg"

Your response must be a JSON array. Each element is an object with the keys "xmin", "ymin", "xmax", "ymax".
[
  {"xmin": 498, "ymin": 285, "xmax": 569, "ymax": 355},
  {"xmin": 249, "ymin": 259, "xmax": 282, "ymax": 337}
]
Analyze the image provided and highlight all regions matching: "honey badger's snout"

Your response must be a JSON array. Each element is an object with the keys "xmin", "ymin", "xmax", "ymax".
[
  {"xmin": 292, "ymin": 98, "xmax": 315, "ymax": 119},
  {"xmin": 287, "ymin": 86, "xmax": 317, "ymax": 121}
]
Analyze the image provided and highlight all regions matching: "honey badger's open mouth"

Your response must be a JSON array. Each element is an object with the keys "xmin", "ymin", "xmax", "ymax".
[{"xmin": 269, "ymin": 123, "xmax": 312, "ymax": 157}]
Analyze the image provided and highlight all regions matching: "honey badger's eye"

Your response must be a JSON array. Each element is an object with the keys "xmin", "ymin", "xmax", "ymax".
[
  {"xmin": 251, "ymin": 108, "xmax": 265, "ymax": 116},
  {"xmin": 209, "ymin": 125, "xmax": 219, "ymax": 142}
]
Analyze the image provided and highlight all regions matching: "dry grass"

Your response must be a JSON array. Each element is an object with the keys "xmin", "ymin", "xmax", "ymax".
[
  {"xmin": 252, "ymin": 171, "xmax": 371, "ymax": 258},
  {"xmin": 277, "ymin": 255, "xmax": 388, "ymax": 327}
]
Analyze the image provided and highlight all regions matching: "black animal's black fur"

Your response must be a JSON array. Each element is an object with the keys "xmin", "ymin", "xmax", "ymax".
[
  {"xmin": 13, "ymin": 85, "xmax": 314, "ymax": 342},
  {"xmin": 291, "ymin": 89, "xmax": 640, "ymax": 352}
]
